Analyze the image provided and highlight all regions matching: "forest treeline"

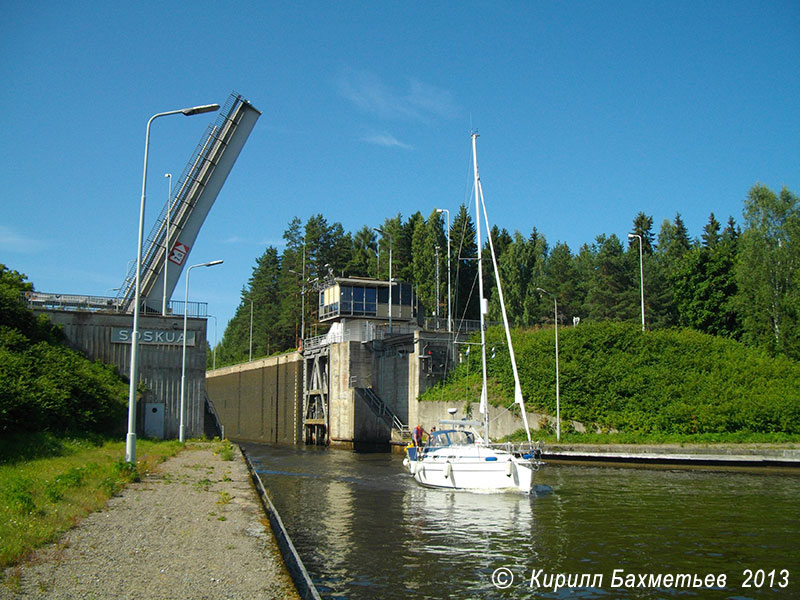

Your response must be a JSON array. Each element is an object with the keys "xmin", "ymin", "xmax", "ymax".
[{"xmin": 214, "ymin": 183, "xmax": 800, "ymax": 367}]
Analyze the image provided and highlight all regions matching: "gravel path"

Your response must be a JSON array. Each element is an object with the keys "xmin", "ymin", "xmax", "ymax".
[{"xmin": 3, "ymin": 443, "xmax": 300, "ymax": 600}]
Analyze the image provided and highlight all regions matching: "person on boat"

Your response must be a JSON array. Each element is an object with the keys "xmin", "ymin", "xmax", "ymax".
[
  {"xmin": 412, "ymin": 424, "xmax": 427, "ymax": 447},
  {"xmin": 427, "ymin": 426, "xmax": 437, "ymax": 446}
]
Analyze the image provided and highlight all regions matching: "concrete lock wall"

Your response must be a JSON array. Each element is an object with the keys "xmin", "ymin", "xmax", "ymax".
[
  {"xmin": 206, "ymin": 353, "xmax": 302, "ymax": 444},
  {"xmin": 33, "ymin": 309, "xmax": 208, "ymax": 439},
  {"xmin": 415, "ymin": 401, "xmax": 547, "ymax": 440}
]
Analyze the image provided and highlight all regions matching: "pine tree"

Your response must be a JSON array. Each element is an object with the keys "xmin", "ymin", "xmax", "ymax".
[
  {"xmin": 540, "ymin": 241, "xmax": 579, "ymax": 326},
  {"xmin": 451, "ymin": 204, "xmax": 478, "ymax": 322},
  {"xmin": 701, "ymin": 212, "xmax": 722, "ymax": 248}
]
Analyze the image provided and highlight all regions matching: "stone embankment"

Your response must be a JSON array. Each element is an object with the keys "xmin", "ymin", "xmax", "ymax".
[
  {"xmin": 543, "ymin": 443, "xmax": 800, "ymax": 468},
  {"xmin": 3, "ymin": 443, "xmax": 302, "ymax": 600}
]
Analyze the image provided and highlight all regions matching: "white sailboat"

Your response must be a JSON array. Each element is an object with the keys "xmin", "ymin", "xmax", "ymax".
[{"xmin": 403, "ymin": 133, "xmax": 544, "ymax": 493}]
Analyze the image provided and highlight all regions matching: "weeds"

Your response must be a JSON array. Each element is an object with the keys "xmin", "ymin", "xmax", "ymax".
[
  {"xmin": 0, "ymin": 437, "xmax": 181, "ymax": 568},
  {"xmin": 2, "ymin": 476, "xmax": 36, "ymax": 514},
  {"xmin": 195, "ymin": 478, "xmax": 213, "ymax": 492},
  {"xmin": 215, "ymin": 439, "xmax": 235, "ymax": 461}
]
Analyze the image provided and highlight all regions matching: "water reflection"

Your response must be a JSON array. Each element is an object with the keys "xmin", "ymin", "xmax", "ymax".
[{"xmin": 245, "ymin": 444, "xmax": 800, "ymax": 600}]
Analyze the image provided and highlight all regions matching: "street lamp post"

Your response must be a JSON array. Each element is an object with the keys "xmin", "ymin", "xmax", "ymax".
[
  {"xmin": 374, "ymin": 227, "xmax": 392, "ymax": 333},
  {"xmin": 536, "ymin": 287, "xmax": 561, "ymax": 441},
  {"xmin": 628, "ymin": 233, "xmax": 645, "ymax": 331},
  {"xmin": 126, "ymin": 102, "xmax": 220, "ymax": 464},
  {"xmin": 435, "ymin": 208, "xmax": 451, "ymax": 333},
  {"xmin": 249, "ymin": 300, "xmax": 253, "ymax": 361},
  {"xmin": 435, "ymin": 244, "xmax": 440, "ymax": 325},
  {"xmin": 162, "ymin": 173, "xmax": 172, "ymax": 316},
  {"xmin": 180, "ymin": 260, "xmax": 223, "ymax": 443}
]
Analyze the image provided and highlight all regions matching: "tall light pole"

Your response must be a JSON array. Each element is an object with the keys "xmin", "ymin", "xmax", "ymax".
[
  {"xmin": 536, "ymin": 287, "xmax": 561, "ymax": 441},
  {"xmin": 180, "ymin": 260, "xmax": 223, "ymax": 442},
  {"xmin": 162, "ymin": 173, "xmax": 172, "ymax": 316},
  {"xmin": 628, "ymin": 233, "xmax": 645, "ymax": 332},
  {"xmin": 435, "ymin": 208, "xmax": 451, "ymax": 333},
  {"xmin": 126, "ymin": 102, "xmax": 220, "ymax": 464},
  {"xmin": 374, "ymin": 227, "xmax": 392, "ymax": 333},
  {"xmin": 434, "ymin": 244, "xmax": 441, "ymax": 326}
]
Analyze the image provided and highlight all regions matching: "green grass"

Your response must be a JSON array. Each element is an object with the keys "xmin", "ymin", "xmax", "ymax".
[
  {"xmin": 0, "ymin": 433, "xmax": 182, "ymax": 568},
  {"xmin": 424, "ymin": 322, "xmax": 800, "ymax": 437}
]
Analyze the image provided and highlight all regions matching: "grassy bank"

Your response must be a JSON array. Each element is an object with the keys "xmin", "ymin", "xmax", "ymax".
[
  {"xmin": 425, "ymin": 322, "xmax": 800, "ymax": 437},
  {"xmin": 0, "ymin": 434, "xmax": 183, "ymax": 569}
]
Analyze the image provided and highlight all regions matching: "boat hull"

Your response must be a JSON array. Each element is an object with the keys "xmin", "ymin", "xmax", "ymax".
[{"xmin": 404, "ymin": 446, "xmax": 536, "ymax": 493}]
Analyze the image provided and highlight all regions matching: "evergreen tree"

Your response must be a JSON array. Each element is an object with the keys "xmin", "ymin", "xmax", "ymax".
[
  {"xmin": 376, "ymin": 214, "xmax": 405, "ymax": 281},
  {"xmin": 217, "ymin": 246, "xmax": 283, "ymax": 364},
  {"xmin": 489, "ymin": 230, "xmax": 532, "ymax": 326},
  {"xmin": 701, "ymin": 212, "xmax": 722, "ymax": 248},
  {"xmin": 540, "ymin": 242, "xmax": 580, "ymax": 326},
  {"xmin": 451, "ymin": 203, "xmax": 478, "ymax": 322},
  {"xmin": 410, "ymin": 210, "xmax": 447, "ymax": 317},
  {"xmin": 631, "ymin": 212, "xmax": 655, "ymax": 254},
  {"xmin": 584, "ymin": 234, "xmax": 636, "ymax": 321},
  {"xmin": 346, "ymin": 225, "xmax": 378, "ymax": 278}
]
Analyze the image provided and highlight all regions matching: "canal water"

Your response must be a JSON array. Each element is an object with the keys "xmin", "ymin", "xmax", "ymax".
[{"xmin": 243, "ymin": 443, "xmax": 799, "ymax": 599}]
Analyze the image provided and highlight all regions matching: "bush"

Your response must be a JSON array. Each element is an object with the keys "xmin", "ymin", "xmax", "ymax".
[
  {"xmin": 0, "ymin": 265, "xmax": 128, "ymax": 435},
  {"xmin": 423, "ymin": 321, "xmax": 800, "ymax": 436}
]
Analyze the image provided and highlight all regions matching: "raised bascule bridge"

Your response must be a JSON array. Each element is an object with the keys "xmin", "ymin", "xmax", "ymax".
[
  {"xmin": 27, "ymin": 92, "xmax": 261, "ymax": 441},
  {"xmin": 115, "ymin": 92, "xmax": 261, "ymax": 314}
]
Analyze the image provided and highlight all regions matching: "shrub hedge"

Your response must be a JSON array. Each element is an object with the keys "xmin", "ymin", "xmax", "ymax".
[
  {"xmin": 0, "ymin": 265, "xmax": 128, "ymax": 434},
  {"xmin": 425, "ymin": 321, "xmax": 800, "ymax": 435}
]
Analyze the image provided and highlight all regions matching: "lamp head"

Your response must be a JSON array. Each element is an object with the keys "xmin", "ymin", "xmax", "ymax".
[{"xmin": 181, "ymin": 103, "xmax": 220, "ymax": 116}]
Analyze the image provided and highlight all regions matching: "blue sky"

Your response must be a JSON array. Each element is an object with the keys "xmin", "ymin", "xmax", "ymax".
[{"xmin": 2, "ymin": 1, "xmax": 798, "ymax": 338}]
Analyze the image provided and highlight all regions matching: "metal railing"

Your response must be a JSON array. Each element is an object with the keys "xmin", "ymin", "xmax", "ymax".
[
  {"xmin": 356, "ymin": 387, "xmax": 406, "ymax": 432},
  {"xmin": 24, "ymin": 292, "xmax": 208, "ymax": 317},
  {"xmin": 25, "ymin": 292, "xmax": 126, "ymax": 312},
  {"xmin": 303, "ymin": 328, "xmax": 350, "ymax": 351},
  {"xmin": 423, "ymin": 318, "xmax": 486, "ymax": 333}
]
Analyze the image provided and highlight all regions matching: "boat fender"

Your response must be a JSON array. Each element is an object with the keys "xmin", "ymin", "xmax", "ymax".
[
  {"xmin": 444, "ymin": 461, "xmax": 452, "ymax": 479},
  {"xmin": 506, "ymin": 460, "xmax": 514, "ymax": 477}
]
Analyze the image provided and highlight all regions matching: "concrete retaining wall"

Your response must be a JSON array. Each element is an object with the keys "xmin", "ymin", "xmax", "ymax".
[
  {"xmin": 33, "ymin": 309, "xmax": 208, "ymax": 439},
  {"xmin": 206, "ymin": 353, "xmax": 302, "ymax": 444}
]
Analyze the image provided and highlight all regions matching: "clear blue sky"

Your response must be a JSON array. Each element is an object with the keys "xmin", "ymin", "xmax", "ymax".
[{"xmin": 2, "ymin": 1, "xmax": 798, "ymax": 338}]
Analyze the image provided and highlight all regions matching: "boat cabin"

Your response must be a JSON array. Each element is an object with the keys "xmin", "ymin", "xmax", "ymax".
[{"xmin": 429, "ymin": 429, "xmax": 476, "ymax": 447}]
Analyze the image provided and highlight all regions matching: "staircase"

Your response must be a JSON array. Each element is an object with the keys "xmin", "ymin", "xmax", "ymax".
[{"xmin": 355, "ymin": 387, "xmax": 407, "ymax": 436}]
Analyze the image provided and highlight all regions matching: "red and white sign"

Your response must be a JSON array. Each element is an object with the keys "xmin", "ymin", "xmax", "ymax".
[{"xmin": 169, "ymin": 242, "xmax": 190, "ymax": 266}]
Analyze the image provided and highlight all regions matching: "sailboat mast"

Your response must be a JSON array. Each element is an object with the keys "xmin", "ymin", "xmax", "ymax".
[{"xmin": 472, "ymin": 133, "xmax": 490, "ymax": 442}]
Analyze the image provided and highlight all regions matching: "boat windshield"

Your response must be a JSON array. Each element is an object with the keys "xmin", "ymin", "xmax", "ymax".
[{"xmin": 430, "ymin": 430, "xmax": 475, "ymax": 447}]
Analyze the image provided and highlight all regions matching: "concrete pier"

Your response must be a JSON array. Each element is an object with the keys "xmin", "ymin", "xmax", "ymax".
[{"xmin": 542, "ymin": 443, "xmax": 800, "ymax": 469}]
